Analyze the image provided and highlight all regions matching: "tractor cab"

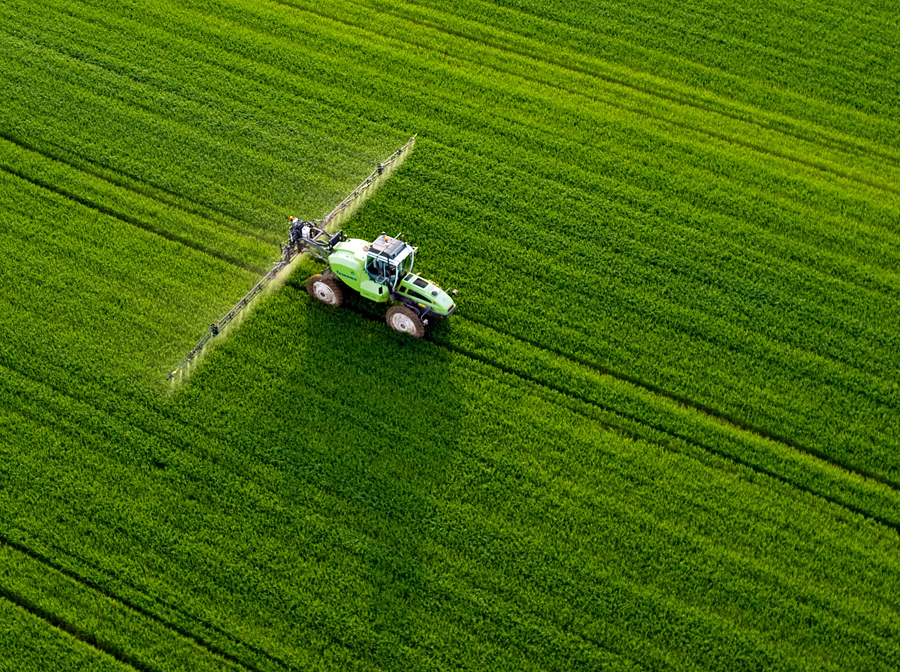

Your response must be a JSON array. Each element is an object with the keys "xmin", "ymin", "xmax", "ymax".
[{"xmin": 365, "ymin": 234, "xmax": 416, "ymax": 291}]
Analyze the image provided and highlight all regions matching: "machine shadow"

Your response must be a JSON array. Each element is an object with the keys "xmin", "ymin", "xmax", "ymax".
[
  {"xmin": 288, "ymin": 290, "xmax": 469, "ymax": 662},
  {"xmin": 171, "ymin": 279, "xmax": 469, "ymax": 663}
]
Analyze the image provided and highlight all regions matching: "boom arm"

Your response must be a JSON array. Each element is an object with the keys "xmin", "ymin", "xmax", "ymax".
[{"xmin": 167, "ymin": 134, "xmax": 417, "ymax": 381}]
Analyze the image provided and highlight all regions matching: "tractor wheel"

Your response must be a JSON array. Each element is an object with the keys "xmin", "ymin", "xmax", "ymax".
[
  {"xmin": 307, "ymin": 274, "xmax": 343, "ymax": 307},
  {"xmin": 386, "ymin": 306, "xmax": 425, "ymax": 338}
]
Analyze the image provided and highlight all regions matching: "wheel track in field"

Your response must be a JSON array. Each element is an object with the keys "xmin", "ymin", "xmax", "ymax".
[
  {"xmin": 481, "ymin": 241, "xmax": 900, "ymax": 414},
  {"xmin": 0, "ymin": 127, "xmax": 274, "ymax": 246},
  {"xmin": 161, "ymin": 307, "xmax": 898, "ymax": 653},
  {"xmin": 0, "ymin": 13, "xmax": 375, "ymax": 248},
  {"xmin": 0, "ymin": 532, "xmax": 275, "ymax": 672},
  {"xmin": 43, "ymin": 141, "xmax": 276, "ymax": 244},
  {"xmin": 420, "ymin": 122, "xmax": 900, "ymax": 282},
  {"xmin": 163, "ymin": 0, "xmax": 900, "ymax": 198},
  {"xmin": 8, "ymin": 1, "xmax": 900, "ymax": 258},
  {"xmin": 441, "ymin": 317, "xmax": 900, "ymax": 531},
  {"xmin": 0, "ymin": 363, "xmax": 300, "ymax": 672},
  {"xmin": 402, "ymin": 154, "xmax": 900, "ymax": 418},
  {"xmin": 0, "ymin": 357, "xmax": 720, "ymax": 668},
  {"xmin": 0, "ymin": 323, "xmax": 888, "ymax": 672},
  {"xmin": 310, "ymin": 369, "xmax": 898, "ymax": 661},
  {"xmin": 465, "ymin": 0, "xmax": 900, "ymax": 118},
  {"xmin": 17, "ymin": 1, "xmax": 896, "ymax": 394},
  {"xmin": 0, "ymin": 9, "xmax": 385, "ymax": 224},
  {"xmin": 0, "ymin": 583, "xmax": 152, "ymax": 671},
  {"xmin": 7, "ymin": 318, "xmax": 880, "ymax": 669},
  {"xmin": 3, "ymin": 356, "xmax": 641, "ymax": 672},
  {"xmin": 0, "ymin": 20, "xmax": 271, "ymax": 240},
  {"xmin": 2, "ymin": 327, "xmax": 804, "ymax": 672},
  {"xmin": 0, "ymin": 161, "xmax": 267, "ymax": 276},
  {"xmin": 0, "ymin": 391, "xmax": 290, "ymax": 672},
  {"xmin": 3, "ymin": 350, "xmax": 440, "ymax": 672},
  {"xmin": 307, "ymin": 288, "xmax": 899, "ymax": 531},
  {"xmin": 362, "ymin": 0, "xmax": 900, "ymax": 166},
  {"xmin": 19, "ymin": 0, "xmax": 892, "ymax": 270},
  {"xmin": 416, "ymin": 135, "xmax": 900, "ymax": 378},
  {"xmin": 456, "ymin": 313, "xmax": 900, "ymax": 493},
  {"xmin": 0, "ymin": 313, "xmax": 891, "ymax": 668},
  {"xmin": 44, "ymin": 540, "xmax": 302, "ymax": 672},
  {"xmin": 2, "ymin": 356, "xmax": 640, "ymax": 672},
  {"xmin": 408, "ymin": 147, "xmax": 900, "ymax": 395},
  {"xmin": 286, "ymin": 1, "xmax": 900, "ymax": 198}
]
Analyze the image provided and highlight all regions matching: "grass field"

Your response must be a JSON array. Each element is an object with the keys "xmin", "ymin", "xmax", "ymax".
[{"xmin": 1, "ymin": 0, "xmax": 899, "ymax": 670}]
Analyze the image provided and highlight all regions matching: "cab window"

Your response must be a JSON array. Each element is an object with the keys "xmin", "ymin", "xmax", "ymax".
[{"xmin": 400, "ymin": 253, "xmax": 414, "ymax": 277}]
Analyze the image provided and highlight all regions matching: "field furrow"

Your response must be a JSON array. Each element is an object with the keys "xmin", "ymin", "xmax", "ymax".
[
  {"xmin": 0, "ymin": 594, "xmax": 132, "ymax": 672},
  {"xmin": 351, "ymin": 146, "xmax": 900, "ymax": 480},
  {"xmin": 0, "ymin": 536, "xmax": 251, "ymax": 672},
  {"xmin": 1, "ymin": 0, "xmax": 898, "ymax": 669}
]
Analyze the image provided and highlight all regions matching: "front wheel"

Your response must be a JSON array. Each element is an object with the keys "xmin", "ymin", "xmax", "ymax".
[
  {"xmin": 306, "ymin": 274, "xmax": 343, "ymax": 307},
  {"xmin": 386, "ymin": 306, "xmax": 425, "ymax": 338}
]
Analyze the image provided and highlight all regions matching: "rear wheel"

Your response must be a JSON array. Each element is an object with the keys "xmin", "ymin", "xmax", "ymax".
[
  {"xmin": 386, "ymin": 305, "xmax": 425, "ymax": 338},
  {"xmin": 306, "ymin": 274, "xmax": 343, "ymax": 307}
]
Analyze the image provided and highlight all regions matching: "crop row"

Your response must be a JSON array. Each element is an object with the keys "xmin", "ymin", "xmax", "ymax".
[
  {"xmin": 0, "ymin": 0, "xmax": 407, "ymax": 235},
  {"xmin": 0, "ymin": 540, "xmax": 240, "ymax": 671},
  {"xmin": 12, "ymin": 0, "xmax": 898, "ymax": 231},
  {"xmin": 7, "ymin": 0, "xmax": 896, "ymax": 282},
  {"xmin": 180, "ymin": 292, "xmax": 900, "ymax": 669},
  {"xmin": 295, "ymin": 0, "xmax": 900, "ymax": 163},
  {"xmin": 8, "ymin": 0, "xmax": 900, "ymax": 228},
  {"xmin": 2, "ymin": 291, "xmax": 900, "ymax": 670},
  {"xmin": 40, "ymin": 0, "xmax": 894, "ymax": 480},
  {"xmin": 368, "ymin": 0, "xmax": 900, "ymax": 146},
  {"xmin": 0, "ymin": 167, "xmax": 260, "ymax": 385},
  {"xmin": 354, "ymin": 149, "xmax": 900, "ymax": 482},
  {"xmin": 2, "ymin": 1, "xmax": 898, "ymax": 668},
  {"xmin": 0, "ymin": 594, "xmax": 128, "ymax": 672},
  {"xmin": 8, "ymin": 0, "xmax": 893, "ymax": 484},
  {"xmin": 0, "ymin": 137, "xmax": 275, "ymax": 273},
  {"xmin": 3, "ymin": 0, "xmax": 895, "ymax": 510},
  {"xmin": 61, "ymin": 0, "xmax": 896, "ymax": 284},
  {"xmin": 206, "ymin": 0, "xmax": 900, "ymax": 193},
  {"xmin": 427, "ymin": 314, "xmax": 900, "ymax": 528}
]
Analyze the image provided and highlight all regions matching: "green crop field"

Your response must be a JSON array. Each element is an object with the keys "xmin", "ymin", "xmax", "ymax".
[{"xmin": 1, "ymin": 0, "xmax": 899, "ymax": 669}]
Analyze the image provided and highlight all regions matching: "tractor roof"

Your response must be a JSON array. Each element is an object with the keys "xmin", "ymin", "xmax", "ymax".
[{"xmin": 369, "ymin": 235, "xmax": 409, "ymax": 260}]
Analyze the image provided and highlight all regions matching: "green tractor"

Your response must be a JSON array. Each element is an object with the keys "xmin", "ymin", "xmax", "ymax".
[
  {"xmin": 286, "ymin": 218, "xmax": 456, "ymax": 337},
  {"xmin": 167, "ymin": 136, "xmax": 435, "ymax": 379}
]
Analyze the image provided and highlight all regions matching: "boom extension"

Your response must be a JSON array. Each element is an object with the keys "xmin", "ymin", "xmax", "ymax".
[{"xmin": 167, "ymin": 135, "xmax": 417, "ymax": 381}]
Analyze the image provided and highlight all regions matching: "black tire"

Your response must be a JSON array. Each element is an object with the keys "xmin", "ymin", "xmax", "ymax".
[
  {"xmin": 306, "ymin": 274, "xmax": 343, "ymax": 307},
  {"xmin": 386, "ymin": 305, "xmax": 425, "ymax": 338}
]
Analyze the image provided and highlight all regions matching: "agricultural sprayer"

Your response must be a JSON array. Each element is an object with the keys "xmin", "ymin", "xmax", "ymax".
[{"xmin": 168, "ymin": 135, "xmax": 456, "ymax": 380}]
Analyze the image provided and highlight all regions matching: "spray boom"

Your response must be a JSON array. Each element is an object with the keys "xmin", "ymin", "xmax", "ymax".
[{"xmin": 167, "ymin": 134, "xmax": 417, "ymax": 381}]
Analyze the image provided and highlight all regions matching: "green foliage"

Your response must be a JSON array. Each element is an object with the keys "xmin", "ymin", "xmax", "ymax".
[
  {"xmin": 0, "ymin": 598, "xmax": 130, "ymax": 672},
  {"xmin": 0, "ymin": 0, "xmax": 898, "ymax": 670}
]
